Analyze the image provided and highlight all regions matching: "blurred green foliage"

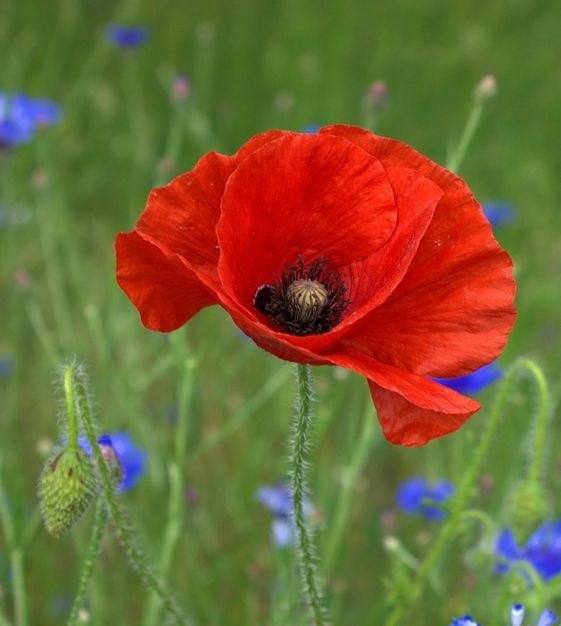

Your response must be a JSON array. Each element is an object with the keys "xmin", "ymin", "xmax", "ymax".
[{"xmin": 1, "ymin": 0, "xmax": 561, "ymax": 624}]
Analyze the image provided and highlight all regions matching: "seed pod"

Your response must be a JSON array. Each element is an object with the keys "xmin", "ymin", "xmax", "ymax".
[{"xmin": 38, "ymin": 447, "xmax": 97, "ymax": 537}]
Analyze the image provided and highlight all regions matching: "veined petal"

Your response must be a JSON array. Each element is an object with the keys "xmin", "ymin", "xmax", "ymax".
[
  {"xmin": 216, "ymin": 133, "xmax": 398, "ymax": 314},
  {"xmin": 115, "ymin": 231, "xmax": 215, "ymax": 331},
  {"xmin": 134, "ymin": 130, "xmax": 293, "ymax": 280},
  {"xmin": 324, "ymin": 350, "xmax": 479, "ymax": 446},
  {"xmin": 321, "ymin": 125, "xmax": 516, "ymax": 377}
]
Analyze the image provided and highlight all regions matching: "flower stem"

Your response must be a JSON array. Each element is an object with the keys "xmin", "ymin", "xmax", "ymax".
[
  {"xmin": 385, "ymin": 358, "xmax": 547, "ymax": 625},
  {"xmin": 10, "ymin": 549, "xmax": 27, "ymax": 626},
  {"xmin": 64, "ymin": 365, "xmax": 79, "ymax": 450},
  {"xmin": 142, "ymin": 339, "xmax": 196, "ymax": 626},
  {"xmin": 323, "ymin": 401, "xmax": 376, "ymax": 577},
  {"xmin": 525, "ymin": 360, "xmax": 549, "ymax": 483},
  {"xmin": 66, "ymin": 364, "xmax": 190, "ymax": 626},
  {"xmin": 67, "ymin": 500, "xmax": 108, "ymax": 626},
  {"xmin": 290, "ymin": 364, "xmax": 328, "ymax": 626},
  {"xmin": 0, "ymin": 458, "xmax": 28, "ymax": 626},
  {"xmin": 446, "ymin": 99, "xmax": 484, "ymax": 173}
]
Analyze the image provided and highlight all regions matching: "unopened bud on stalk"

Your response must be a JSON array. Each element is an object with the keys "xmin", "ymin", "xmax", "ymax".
[
  {"xmin": 367, "ymin": 80, "xmax": 389, "ymax": 108},
  {"xmin": 171, "ymin": 74, "xmax": 191, "ymax": 102},
  {"xmin": 509, "ymin": 481, "xmax": 549, "ymax": 545},
  {"xmin": 473, "ymin": 74, "xmax": 497, "ymax": 103},
  {"xmin": 39, "ymin": 447, "xmax": 97, "ymax": 537}
]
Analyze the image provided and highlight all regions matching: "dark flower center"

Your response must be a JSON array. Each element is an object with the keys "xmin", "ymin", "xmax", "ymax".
[{"xmin": 253, "ymin": 256, "xmax": 350, "ymax": 336}]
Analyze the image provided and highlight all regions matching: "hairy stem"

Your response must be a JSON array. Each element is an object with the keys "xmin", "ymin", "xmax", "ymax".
[
  {"xmin": 67, "ymin": 500, "xmax": 108, "ymax": 626},
  {"xmin": 66, "ymin": 364, "xmax": 190, "ymax": 626},
  {"xmin": 289, "ymin": 364, "xmax": 328, "ymax": 626},
  {"xmin": 525, "ymin": 360, "xmax": 549, "ymax": 483},
  {"xmin": 64, "ymin": 365, "xmax": 79, "ymax": 449}
]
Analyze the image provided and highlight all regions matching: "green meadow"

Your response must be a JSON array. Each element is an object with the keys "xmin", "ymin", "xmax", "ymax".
[{"xmin": 1, "ymin": 1, "xmax": 561, "ymax": 624}]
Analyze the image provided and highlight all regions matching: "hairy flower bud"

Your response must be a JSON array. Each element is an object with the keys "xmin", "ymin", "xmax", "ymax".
[
  {"xmin": 39, "ymin": 448, "xmax": 97, "ymax": 537},
  {"xmin": 509, "ymin": 481, "xmax": 549, "ymax": 545}
]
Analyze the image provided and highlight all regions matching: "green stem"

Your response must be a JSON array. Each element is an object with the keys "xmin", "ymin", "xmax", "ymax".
[
  {"xmin": 67, "ymin": 501, "xmax": 108, "ymax": 626},
  {"xmin": 323, "ymin": 402, "xmax": 376, "ymax": 576},
  {"xmin": 143, "ymin": 340, "xmax": 195, "ymax": 626},
  {"xmin": 385, "ymin": 358, "xmax": 545, "ymax": 625},
  {"xmin": 0, "ymin": 459, "xmax": 28, "ymax": 626},
  {"xmin": 290, "ymin": 364, "xmax": 328, "ymax": 626},
  {"xmin": 10, "ymin": 550, "xmax": 28, "ymax": 626},
  {"xmin": 446, "ymin": 100, "xmax": 484, "ymax": 173},
  {"xmin": 25, "ymin": 301, "xmax": 60, "ymax": 367},
  {"xmin": 64, "ymin": 365, "xmax": 79, "ymax": 449},
  {"xmin": 66, "ymin": 365, "xmax": 190, "ymax": 626},
  {"xmin": 525, "ymin": 360, "xmax": 549, "ymax": 483}
]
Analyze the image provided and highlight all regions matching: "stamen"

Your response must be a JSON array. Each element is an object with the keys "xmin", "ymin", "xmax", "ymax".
[{"xmin": 253, "ymin": 256, "xmax": 349, "ymax": 336}]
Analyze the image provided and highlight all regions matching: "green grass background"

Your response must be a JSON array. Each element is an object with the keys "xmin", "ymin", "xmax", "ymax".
[{"xmin": 1, "ymin": 0, "xmax": 561, "ymax": 624}]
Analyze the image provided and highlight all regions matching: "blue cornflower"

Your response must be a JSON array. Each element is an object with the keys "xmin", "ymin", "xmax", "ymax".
[
  {"xmin": 257, "ymin": 482, "xmax": 312, "ymax": 548},
  {"xmin": 511, "ymin": 604, "xmax": 558, "ymax": 626},
  {"xmin": 301, "ymin": 125, "xmax": 320, "ymax": 134},
  {"xmin": 80, "ymin": 432, "xmax": 147, "ymax": 493},
  {"xmin": 433, "ymin": 361, "xmax": 503, "ymax": 395},
  {"xmin": 482, "ymin": 202, "xmax": 514, "ymax": 228},
  {"xmin": 0, "ymin": 356, "xmax": 14, "ymax": 378},
  {"xmin": 0, "ymin": 92, "xmax": 62, "ymax": 148},
  {"xmin": 450, "ymin": 605, "xmax": 558, "ymax": 626},
  {"xmin": 25, "ymin": 96, "xmax": 62, "ymax": 126},
  {"xmin": 395, "ymin": 476, "xmax": 454, "ymax": 521},
  {"xmin": 450, "ymin": 616, "xmax": 480, "ymax": 626},
  {"xmin": 105, "ymin": 25, "xmax": 151, "ymax": 48},
  {"xmin": 496, "ymin": 521, "xmax": 561, "ymax": 581},
  {"xmin": 0, "ymin": 92, "xmax": 36, "ymax": 147}
]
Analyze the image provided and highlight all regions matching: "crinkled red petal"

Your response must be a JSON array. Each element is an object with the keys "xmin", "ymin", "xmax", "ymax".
[
  {"xmin": 216, "ymin": 133, "xmax": 398, "ymax": 314},
  {"xmin": 324, "ymin": 350, "xmax": 480, "ymax": 446},
  {"xmin": 115, "ymin": 231, "xmax": 215, "ymax": 332},
  {"xmin": 116, "ymin": 130, "xmax": 294, "ymax": 330},
  {"xmin": 321, "ymin": 125, "xmax": 516, "ymax": 377},
  {"xmin": 134, "ymin": 130, "xmax": 293, "ymax": 280}
]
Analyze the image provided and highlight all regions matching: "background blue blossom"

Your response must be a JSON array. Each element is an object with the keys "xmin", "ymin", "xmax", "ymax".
[
  {"xmin": 496, "ymin": 521, "xmax": 561, "ymax": 581},
  {"xmin": 0, "ymin": 92, "xmax": 61, "ymax": 148},
  {"xmin": 105, "ymin": 25, "xmax": 151, "ymax": 48},
  {"xmin": 482, "ymin": 202, "xmax": 515, "ymax": 228},
  {"xmin": 396, "ymin": 476, "xmax": 454, "ymax": 520},
  {"xmin": 80, "ymin": 431, "xmax": 147, "ymax": 493},
  {"xmin": 257, "ymin": 483, "xmax": 313, "ymax": 547},
  {"xmin": 433, "ymin": 362, "xmax": 503, "ymax": 395}
]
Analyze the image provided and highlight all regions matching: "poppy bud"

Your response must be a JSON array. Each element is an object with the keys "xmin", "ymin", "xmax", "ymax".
[
  {"xmin": 509, "ymin": 481, "xmax": 549, "ymax": 545},
  {"xmin": 38, "ymin": 447, "xmax": 97, "ymax": 537}
]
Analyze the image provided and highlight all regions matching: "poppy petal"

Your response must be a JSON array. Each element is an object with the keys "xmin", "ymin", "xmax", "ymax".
[
  {"xmin": 343, "ymin": 205, "xmax": 515, "ymax": 377},
  {"xmin": 211, "ymin": 162, "xmax": 442, "ymax": 355},
  {"xmin": 325, "ymin": 350, "xmax": 480, "ymax": 446},
  {"xmin": 135, "ymin": 130, "xmax": 294, "ymax": 279},
  {"xmin": 216, "ymin": 133, "xmax": 398, "ymax": 312},
  {"xmin": 320, "ymin": 124, "xmax": 458, "ymax": 190},
  {"xmin": 335, "ymin": 165, "xmax": 443, "ymax": 315},
  {"xmin": 322, "ymin": 125, "xmax": 516, "ymax": 377},
  {"xmin": 115, "ymin": 231, "xmax": 215, "ymax": 331}
]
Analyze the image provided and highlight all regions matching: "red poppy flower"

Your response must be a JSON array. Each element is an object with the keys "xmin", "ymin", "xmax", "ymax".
[{"xmin": 115, "ymin": 126, "xmax": 516, "ymax": 446}]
